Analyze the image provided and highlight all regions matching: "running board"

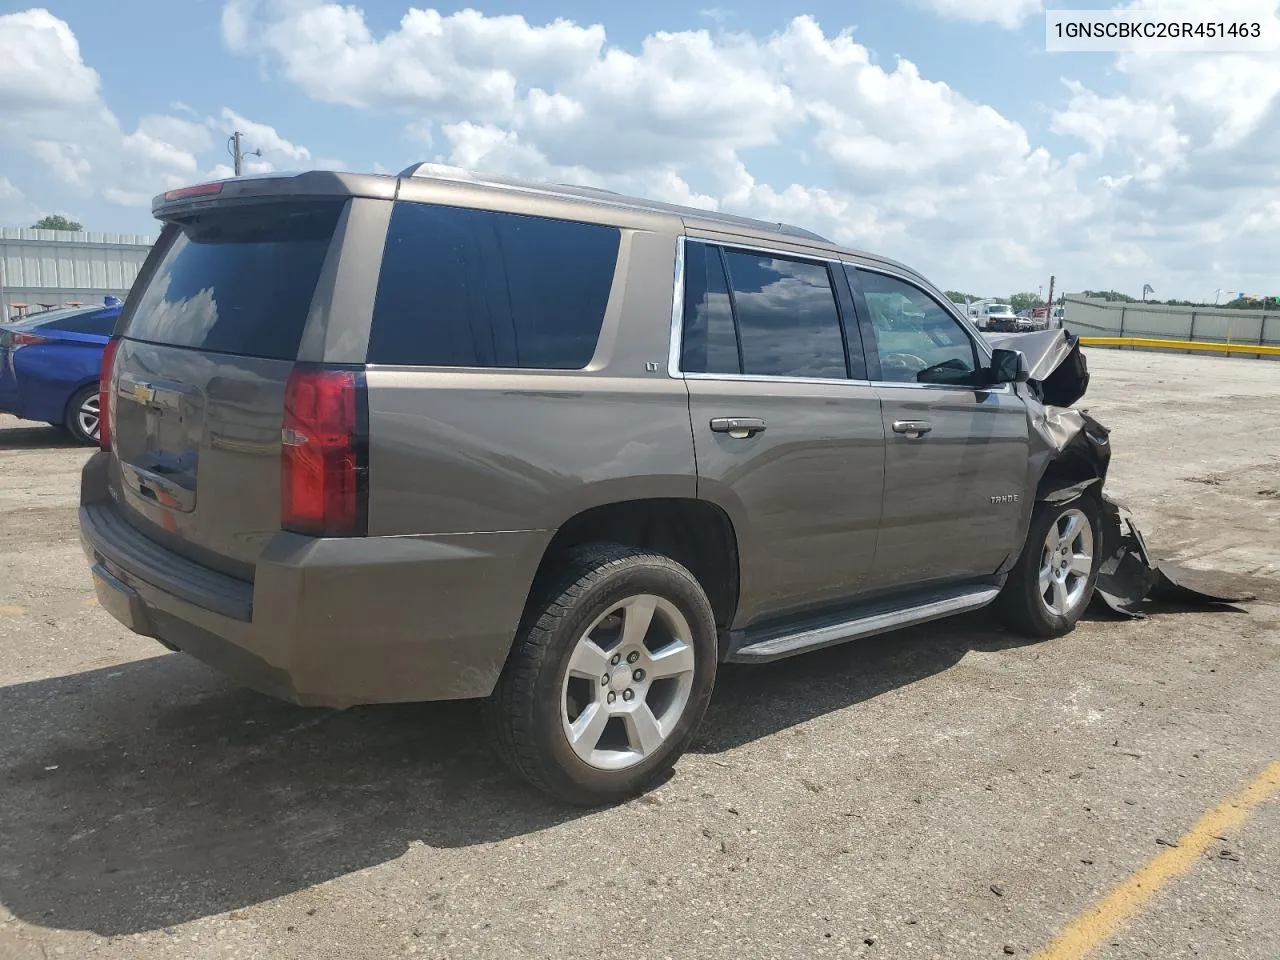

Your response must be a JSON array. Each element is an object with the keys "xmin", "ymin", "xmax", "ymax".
[{"xmin": 727, "ymin": 585, "xmax": 1002, "ymax": 664}]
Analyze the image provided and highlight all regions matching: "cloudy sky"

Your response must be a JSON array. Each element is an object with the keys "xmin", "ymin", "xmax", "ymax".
[{"xmin": 1, "ymin": 0, "xmax": 1277, "ymax": 300}]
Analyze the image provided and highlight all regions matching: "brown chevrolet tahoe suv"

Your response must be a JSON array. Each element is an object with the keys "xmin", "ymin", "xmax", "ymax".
[{"xmin": 80, "ymin": 166, "xmax": 1105, "ymax": 804}]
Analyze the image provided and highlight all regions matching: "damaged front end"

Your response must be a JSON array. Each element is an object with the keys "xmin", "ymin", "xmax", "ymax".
[{"xmin": 994, "ymin": 329, "xmax": 1245, "ymax": 618}]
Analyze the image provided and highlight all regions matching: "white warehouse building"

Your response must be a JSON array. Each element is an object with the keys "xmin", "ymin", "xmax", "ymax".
[{"xmin": 0, "ymin": 227, "xmax": 154, "ymax": 321}]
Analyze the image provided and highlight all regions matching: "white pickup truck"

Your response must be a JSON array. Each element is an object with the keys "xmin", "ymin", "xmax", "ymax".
[{"xmin": 968, "ymin": 301, "xmax": 1019, "ymax": 331}]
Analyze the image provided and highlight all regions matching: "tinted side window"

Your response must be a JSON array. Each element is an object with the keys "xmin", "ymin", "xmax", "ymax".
[
  {"xmin": 722, "ymin": 251, "xmax": 847, "ymax": 379},
  {"xmin": 853, "ymin": 269, "xmax": 978, "ymax": 383},
  {"xmin": 125, "ymin": 203, "xmax": 342, "ymax": 360},
  {"xmin": 369, "ymin": 203, "xmax": 620, "ymax": 369},
  {"xmin": 681, "ymin": 243, "xmax": 740, "ymax": 374}
]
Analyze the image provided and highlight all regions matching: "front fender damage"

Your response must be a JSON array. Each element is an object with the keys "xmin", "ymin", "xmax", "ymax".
[{"xmin": 1011, "ymin": 330, "xmax": 1249, "ymax": 618}]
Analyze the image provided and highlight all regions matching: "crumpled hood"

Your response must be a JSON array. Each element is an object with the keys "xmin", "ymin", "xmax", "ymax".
[{"xmin": 988, "ymin": 328, "xmax": 1090, "ymax": 407}]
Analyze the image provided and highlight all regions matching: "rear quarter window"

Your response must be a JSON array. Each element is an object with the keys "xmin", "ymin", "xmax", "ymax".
[
  {"xmin": 123, "ymin": 202, "xmax": 343, "ymax": 360},
  {"xmin": 40, "ymin": 310, "xmax": 117, "ymax": 336},
  {"xmin": 368, "ymin": 202, "xmax": 620, "ymax": 369}
]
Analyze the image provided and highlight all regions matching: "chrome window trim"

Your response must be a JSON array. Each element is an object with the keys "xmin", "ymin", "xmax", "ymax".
[
  {"xmin": 667, "ymin": 235, "xmax": 687, "ymax": 378},
  {"xmin": 668, "ymin": 234, "xmax": 862, "ymax": 384},
  {"xmin": 685, "ymin": 235, "xmax": 847, "ymax": 265},
  {"xmin": 685, "ymin": 372, "xmax": 874, "ymax": 387},
  {"xmin": 668, "ymin": 236, "xmax": 1010, "ymax": 393},
  {"xmin": 868, "ymin": 379, "xmax": 1011, "ymax": 394}
]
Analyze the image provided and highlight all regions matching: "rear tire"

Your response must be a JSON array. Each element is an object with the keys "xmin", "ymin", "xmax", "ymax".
[
  {"xmin": 64, "ymin": 383, "xmax": 101, "ymax": 446},
  {"xmin": 486, "ymin": 544, "xmax": 718, "ymax": 806},
  {"xmin": 998, "ymin": 496, "xmax": 1101, "ymax": 638}
]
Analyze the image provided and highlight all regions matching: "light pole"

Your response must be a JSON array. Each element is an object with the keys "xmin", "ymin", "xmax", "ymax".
[{"xmin": 227, "ymin": 131, "xmax": 262, "ymax": 177}]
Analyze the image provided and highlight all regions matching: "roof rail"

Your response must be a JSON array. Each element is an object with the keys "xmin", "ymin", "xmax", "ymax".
[
  {"xmin": 395, "ymin": 162, "xmax": 830, "ymax": 244},
  {"xmin": 397, "ymin": 162, "xmax": 477, "ymax": 180}
]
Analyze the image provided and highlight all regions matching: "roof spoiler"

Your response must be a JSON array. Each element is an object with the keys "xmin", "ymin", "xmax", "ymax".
[{"xmin": 151, "ymin": 171, "xmax": 397, "ymax": 219}]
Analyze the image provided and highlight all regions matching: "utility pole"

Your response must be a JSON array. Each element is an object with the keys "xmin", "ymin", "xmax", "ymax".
[
  {"xmin": 1046, "ymin": 275, "xmax": 1055, "ymax": 323},
  {"xmin": 228, "ymin": 131, "xmax": 261, "ymax": 177}
]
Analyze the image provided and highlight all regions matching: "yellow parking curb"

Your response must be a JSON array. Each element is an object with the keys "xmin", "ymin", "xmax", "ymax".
[{"xmin": 1079, "ymin": 336, "xmax": 1280, "ymax": 356}]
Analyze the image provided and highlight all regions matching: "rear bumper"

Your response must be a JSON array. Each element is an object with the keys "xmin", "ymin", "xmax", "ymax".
[{"xmin": 79, "ymin": 452, "xmax": 550, "ymax": 707}]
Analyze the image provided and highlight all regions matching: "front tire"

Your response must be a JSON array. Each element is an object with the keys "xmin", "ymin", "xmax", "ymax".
[
  {"xmin": 998, "ymin": 496, "xmax": 1101, "ymax": 638},
  {"xmin": 486, "ymin": 544, "xmax": 718, "ymax": 805},
  {"xmin": 64, "ymin": 383, "xmax": 101, "ymax": 446}
]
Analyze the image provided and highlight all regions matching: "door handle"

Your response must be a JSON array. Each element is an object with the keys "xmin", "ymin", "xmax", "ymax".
[
  {"xmin": 892, "ymin": 420, "xmax": 933, "ymax": 439},
  {"xmin": 710, "ymin": 417, "xmax": 767, "ymax": 438}
]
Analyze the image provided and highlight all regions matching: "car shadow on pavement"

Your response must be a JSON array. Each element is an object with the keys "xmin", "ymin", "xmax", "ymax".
[
  {"xmin": 0, "ymin": 422, "xmax": 84, "ymax": 449},
  {"xmin": 0, "ymin": 613, "xmax": 1040, "ymax": 935},
  {"xmin": 693, "ymin": 611, "xmax": 1037, "ymax": 753}
]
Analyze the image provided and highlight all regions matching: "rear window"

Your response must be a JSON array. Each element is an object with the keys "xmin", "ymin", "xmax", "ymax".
[
  {"xmin": 123, "ymin": 202, "xmax": 343, "ymax": 360},
  {"xmin": 368, "ymin": 202, "xmax": 620, "ymax": 369}
]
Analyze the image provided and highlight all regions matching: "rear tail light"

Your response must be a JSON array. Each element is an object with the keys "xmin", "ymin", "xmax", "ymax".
[
  {"xmin": 99, "ymin": 337, "xmax": 122, "ymax": 451},
  {"xmin": 163, "ymin": 181, "xmax": 224, "ymax": 202},
  {"xmin": 281, "ymin": 366, "xmax": 368, "ymax": 537},
  {"xmin": 9, "ymin": 331, "xmax": 49, "ymax": 347}
]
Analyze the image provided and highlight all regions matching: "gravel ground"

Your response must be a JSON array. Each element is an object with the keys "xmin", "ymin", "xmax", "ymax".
[{"xmin": 0, "ymin": 348, "xmax": 1276, "ymax": 960}]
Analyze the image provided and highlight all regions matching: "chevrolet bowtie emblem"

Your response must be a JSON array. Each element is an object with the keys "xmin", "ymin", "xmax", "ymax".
[{"xmin": 131, "ymin": 383, "xmax": 155, "ymax": 403}]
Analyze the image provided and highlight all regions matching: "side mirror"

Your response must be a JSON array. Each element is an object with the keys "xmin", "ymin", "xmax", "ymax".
[{"xmin": 989, "ymin": 348, "xmax": 1028, "ymax": 384}]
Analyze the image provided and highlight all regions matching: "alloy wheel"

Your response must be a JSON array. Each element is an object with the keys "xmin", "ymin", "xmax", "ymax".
[
  {"xmin": 77, "ymin": 393, "xmax": 101, "ymax": 442},
  {"xmin": 560, "ymin": 594, "xmax": 696, "ymax": 771},
  {"xmin": 1038, "ymin": 508, "xmax": 1094, "ymax": 617}
]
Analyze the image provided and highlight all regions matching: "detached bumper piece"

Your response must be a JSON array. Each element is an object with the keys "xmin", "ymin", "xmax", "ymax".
[{"xmin": 1092, "ymin": 496, "xmax": 1255, "ymax": 619}]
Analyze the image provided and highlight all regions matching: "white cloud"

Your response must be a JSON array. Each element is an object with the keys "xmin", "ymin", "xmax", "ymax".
[
  {"xmin": 221, "ymin": 4, "xmax": 1099, "ymax": 291},
  {"xmin": 0, "ymin": 175, "xmax": 39, "ymax": 225},
  {"xmin": 29, "ymin": 140, "xmax": 93, "ymax": 186},
  {"xmin": 217, "ymin": 108, "xmax": 312, "ymax": 165},
  {"xmin": 911, "ymin": 0, "xmax": 1042, "ymax": 29},
  {"xmin": 0, "ymin": 9, "xmax": 202, "ymax": 206},
  {"xmin": 0, "ymin": 9, "xmax": 101, "ymax": 108},
  {"xmin": 0, "ymin": 9, "xmax": 330, "ymax": 218},
  {"xmin": 1048, "ymin": 0, "xmax": 1280, "ymax": 288},
  {"xmin": 140, "ymin": 114, "xmax": 214, "ymax": 155},
  {"xmin": 1051, "ymin": 80, "xmax": 1188, "ymax": 183},
  {"xmin": 7, "ymin": 3, "xmax": 1279, "ymax": 302}
]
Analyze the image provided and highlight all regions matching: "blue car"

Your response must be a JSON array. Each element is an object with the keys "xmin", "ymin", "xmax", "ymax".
[{"xmin": 0, "ymin": 298, "xmax": 122, "ymax": 444}]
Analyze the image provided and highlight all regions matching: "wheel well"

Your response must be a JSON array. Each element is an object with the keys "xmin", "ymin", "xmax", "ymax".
[
  {"xmin": 1035, "ymin": 450, "xmax": 1104, "ymax": 504},
  {"xmin": 533, "ymin": 498, "xmax": 740, "ymax": 630}
]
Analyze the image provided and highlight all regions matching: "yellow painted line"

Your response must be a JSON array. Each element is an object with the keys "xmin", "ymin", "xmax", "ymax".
[
  {"xmin": 0, "ymin": 604, "xmax": 25, "ymax": 616},
  {"xmin": 1079, "ymin": 336, "xmax": 1280, "ymax": 356},
  {"xmin": 1032, "ymin": 760, "xmax": 1280, "ymax": 960}
]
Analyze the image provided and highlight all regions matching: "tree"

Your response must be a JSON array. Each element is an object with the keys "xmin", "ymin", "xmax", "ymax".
[
  {"xmin": 1082, "ymin": 289, "xmax": 1138, "ymax": 303},
  {"xmin": 31, "ymin": 214, "xmax": 83, "ymax": 232},
  {"xmin": 1007, "ymin": 292, "xmax": 1045, "ymax": 313},
  {"xmin": 1221, "ymin": 296, "xmax": 1279, "ymax": 311},
  {"xmin": 943, "ymin": 290, "xmax": 982, "ymax": 304}
]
